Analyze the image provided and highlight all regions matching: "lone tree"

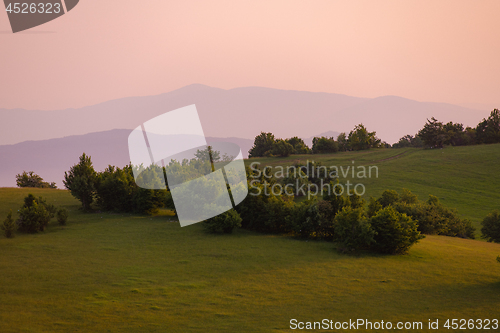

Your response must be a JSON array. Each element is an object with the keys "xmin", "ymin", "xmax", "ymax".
[
  {"xmin": 64, "ymin": 153, "xmax": 97, "ymax": 211},
  {"xmin": 16, "ymin": 171, "xmax": 56, "ymax": 188}
]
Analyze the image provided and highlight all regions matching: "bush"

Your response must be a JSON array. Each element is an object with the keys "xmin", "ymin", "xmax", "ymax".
[
  {"xmin": 372, "ymin": 189, "xmax": 475, "ymax": 239},
  {"xmin": 204, "ymin": 209, "xmax": 242, "ymax": 234},
  {"xmin": 95, "ymin": 164, "xmax": 168, "ymax": 215},
  {"xmin": 281, "ymin": 168, "xmax": 309, "ymax": 197},
  {"xmin": 16, "ymin": 171, "xmax": 57, "ymax": 188},
  {"xmin": 378, "ymin": 190, "xmax": 399, "ymax": 207},
  {"xmin": 333, "ymin": 207, "xmax": 375, "ymax": 253},
  {"xmin": 272, "ymin": 139, "xmax": 295, "ymax": 157},
  {"xmin": 1, "ymin": 210, "xmax": 17, "ymax": 238},
  {"xmin": 17, "ymin": 194, "xmax": 52, "ymax": 233},
  {"xmin": 57, "ymin": 208, "xmax": 68, "ymax": 226},
  {"xmin": 289, "ymin": 200, "xmax": 322, "ymax": 239},
  {"xmin": 370, "ymin": 206, "xmax": 424, "ymax": 255},
  {"xmin": 481, "ymin": 210, "xmax": 500, "ymax": 243},
  {"xmin": 367, "ymin": 197, "xmax": 383, "ymax": 218}
]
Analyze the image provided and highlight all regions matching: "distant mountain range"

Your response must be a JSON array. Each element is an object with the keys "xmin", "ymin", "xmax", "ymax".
[
  {"xmin": 0, "ymin": 128, "xmax": 343, "ymax": 188},
  {"xmin": 0, "ymin": 130, "xmax": 255, "ymax": 188},
  {"xmin": 0, "ymin": 84, "xmax": 491, "ymax": 146},
  {"xmin": 0, "ymin": 84, "xmax": 493, "ymax": 187}
]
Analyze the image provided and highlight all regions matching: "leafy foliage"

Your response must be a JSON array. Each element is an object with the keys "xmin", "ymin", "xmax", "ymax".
[
  {"xmin": 348, "ymin": 124, "xmax": 381, "ymax": 150},
  {"xmin": 64, "ymin": 153, "xmax": 97, "ymax": 211},
  {"xmin": 370, "ymin": 206, "xmax": 424, "ymax": 254},
  {"xmin": 312, "ymin": 136, "xmax": 338, "ymax": 154},
  {"xmin": 56, "ymin": 208, "xmax": 68, "ymax": 226},
  {"xmin": 249, "ymin": 132, "xmax": 276, "ymax": 158},
  {"xmin": 272, "ymin": 139, "xmax": 295, "ymax": 157},
  {"xmin": 96, "ymin": 164, "xmax": 168, "ymax": 215},
  {"xmin": 481, "ymin": 210, "xmax": 500, "ymax": 243},
  {"xmin": 204, "ymin": 209, "xmax": 242, "ymax": 234},
  {"xmin": 286, "ymin": 137, "xmax": 310, "ymax": 154},
  {"xmin": 1, "ymin": 210, "xmax": 17, "ymax": 238},
  {"xmin": 414, "ymin": 109, "xmax": 500, "ymax": 148},
  {"xmin": 17, "ymin": 194, "xmax": 53, "ymax": 233},
  {"xmin": 333, "ymin": 207, "xmax": 375, "ymax": 253},
  {"xmin": 392, "ymin": 135, "xmax": 424, "ymax": 148},
  {"xmin": 371, "ymin": 189, "xmax": 475, "ymax": 239},
  {"xmin": 16, "ymin": 171, "xmax": 56, "ymax": 189}
]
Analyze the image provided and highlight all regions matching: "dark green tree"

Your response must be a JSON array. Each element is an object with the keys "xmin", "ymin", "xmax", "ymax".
[
  {"xmin": 17, "ymin": 194, "xmax": 53, "ymax": 233},
  {"xmin": 370, "ymin": 206, "xmax": 424, "ymax": 254},
  {"xmin": 285, "ymin": 137, "xmax": 310, "ymax": 154},
  {"xmin": 481, "ymin": 210, "xmax": 500, "ymax": 243},
  {"xmin": 348, "ymin": 124, "xmax": 381, "ymax": 150},
  {"xmin": 417, "ymin": 117, "xmax": 446, "ymax": 148},
  {"xmin": 16, "ymin": 171, "xmax": 56, "ymax": 188},
  {"xmin": 333, "ymin": 207, "xmax": 375, "ymax": 253},
  {"xmin": 63, "ymin": 153, "xmax": 97, "ymax": 211},
  {"xmin": 312, "ymin": 136, "xmax": 338, "ymax": 154},
  {"xmin": 248, "ymin": 132, "xmax": 276, "ymax": 158},
  {"xmin": 476, "ymin": 109, "xmax": 500, "ymax": 144},
  {"xmin": 272, "ymin": 139, "xmax": 294, "ymax": 157},
  {"xmin": 336, "ymin": 132, "xmax": 349, "ymax": 151},
  {"xmin": 204, "ymin": 209, "xmax": 242, "ymax": 234}
]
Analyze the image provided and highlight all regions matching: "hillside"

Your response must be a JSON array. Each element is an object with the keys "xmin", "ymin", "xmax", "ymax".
[
  {"xmin": 245, "ymin": 143, "xmax": 500, "ymax": 230},
  {"xmin": 0, "ymin": 188, "xmax": 499, "ymax": 332}
]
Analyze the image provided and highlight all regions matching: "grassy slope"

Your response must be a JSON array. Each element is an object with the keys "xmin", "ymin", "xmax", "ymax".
[
  {"xmin": 246, "ymin": 144, "xmax": 500, "ymax": 230},
  {"xmin": 0, "ymin": 145, "xmax": 500, "ymax": 332}
]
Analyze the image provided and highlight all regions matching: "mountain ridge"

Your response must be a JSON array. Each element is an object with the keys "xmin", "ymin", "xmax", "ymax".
[{"xmin": 0, "ymin": 84, "xmax": 491, "ymax": 146}]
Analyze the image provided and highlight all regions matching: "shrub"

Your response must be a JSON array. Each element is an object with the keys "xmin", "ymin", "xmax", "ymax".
[
  {"xmin": 370, "ymin": 206, "xmax": 424, "ymax": 255},
  {"xmin": 399, "ymin": 188, "xmax": 418, "ymax": 204},
  {"xmin": 373, "ymin": 189, "xmax": 475, "ymax": 239},
  {"xmin": 204, "ymin": 209, "xmax": 242, "ymax": 234},
  {"xmin": 16, "ymin": 171, "xmax": 57, "ymax": 188},
  {"xmin": 17, "ymin": 194, "xmax": 52, "ymax": 233},
  {"xmin": 333, "ymin": 207, "xmax": 375, "ymax": 253},
  {"xmin": 393, "ymin": 198, "xmax": 475, "ymax": 238},
  {"xmin": 322, "ymin": 180, "xmax": 350, "ymax": 215},
  {"xmin": 1, "ymin": 210, "xmax": 17, "ymax": 238},
  {"xmin": 316, "ymin": 200, "xmax": 336, "ymax": 240},
  {"xmin": 57, "ymin": 208, "xmax": 68, "ymax": 226},
  {"xmin": 367, "ymin": 197, "xmax": 383, "ymax": 218},
  {"xmin": 378, "ymin": 190, "xmax": 399, "ymax": 207},
  {"xmin": 481, "ymin": 210, "xmax": 500, "ymax": 243},
  {"xmin": 95, "ymin": 164, "xmax": 169, "ymax": 215},
  {"xmin": 281, "ymin": 169, "xmax": 309, "ymax": 197},
  {"xmin": 289, "ymin": 200, "xmax": 321, "ymax": 239}
]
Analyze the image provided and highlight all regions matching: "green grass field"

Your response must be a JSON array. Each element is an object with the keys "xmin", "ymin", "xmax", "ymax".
[
  {"xmin": 246, "ymin": 144, "xmax": 500, "ymax": 230},
  {"xmin": 1, "ymin": 144, "xmax": 500, "ymax": 332}
]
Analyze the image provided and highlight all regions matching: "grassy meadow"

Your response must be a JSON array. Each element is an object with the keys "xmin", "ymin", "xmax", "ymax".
[
  {"xmin": 1, "ymin": 144, "xmax": 500, "ymax": 332},
  {"xmin": 247, "ymin": 144, "xmax": 500, "ymax": 230}
]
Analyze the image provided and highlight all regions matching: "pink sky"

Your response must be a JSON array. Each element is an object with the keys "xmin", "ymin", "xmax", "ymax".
[{"xmin": 0, "ymin": 0, "xmax": 499, "ymax": 110}]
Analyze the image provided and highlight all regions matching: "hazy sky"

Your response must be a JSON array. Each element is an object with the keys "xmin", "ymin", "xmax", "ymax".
[{"xmin": 0, "ymin": 0, "xmax": 499, "ymax": 110}]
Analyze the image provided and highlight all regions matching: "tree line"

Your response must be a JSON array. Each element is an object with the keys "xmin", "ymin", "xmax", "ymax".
[
  {"xmin": 394, "ymin": 109, "xmax": 500, "ymax": 148},
  {"xmin": 249, "ymin": 124, "xmax": 384, "ymax": 158},
  {"xmin": 248, "ymin": 109, "xmax": 500, "ymax": 156}
]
